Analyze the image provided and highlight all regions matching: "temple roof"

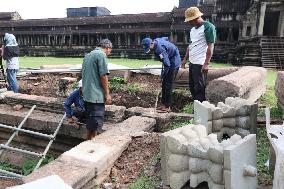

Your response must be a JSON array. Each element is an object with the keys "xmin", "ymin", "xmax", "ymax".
[
  {"xmin": 0, "ymin": 12, "xmax": 21, "ymax": 21},
  {"xmin": 0, "ymin": 12, "xmax": 171, "ymax": 27}
]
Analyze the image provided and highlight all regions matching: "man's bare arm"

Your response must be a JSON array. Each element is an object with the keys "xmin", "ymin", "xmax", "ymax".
[
  {"xmin": 181, "ymin": 47, "xmax": 189, "ymax": 69},
  {"xmin": 100, "ymin": 75, "xmax": 112, "ymax": 105},
  {"xmin": 202, "ymin": 43, "xmax": 214, "ymax": 73}
]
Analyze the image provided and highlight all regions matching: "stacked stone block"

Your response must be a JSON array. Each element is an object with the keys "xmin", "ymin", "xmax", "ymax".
[
  {"xmin": 161, "ymin": 124, "xmax": 257, "ymax": 189},
  {"xmin": 194, "ymin": 97, "xmax": 258, "ymax": 139}
]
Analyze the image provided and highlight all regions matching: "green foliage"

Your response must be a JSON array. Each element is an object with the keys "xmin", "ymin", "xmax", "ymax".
[
  {"xmin": 127, "ymin": 83, "xmax": 142, "ymax": 95},
  {"xmin": 258, "ymin": 86, "xmax": 282, "ymax": 119},
  {"xmin": 257, "ymin": 127, "xmax": 273, "ymax": 185},
  {"xmin": 22, "ymin": 156, "xmax": 54, "ymax": 176},
  {"xmin": 173, "ymin": 89, "xmax": 191, "ymax": 96},
  {"xmin": 109, "ymin": 77, "xmax": 143, "ymax": 94},
  {"xmin": 0, "ymin": 162, "xmax": 20, "ymax": 173},
  {"xmin": 109, "ymin": 76, "xmax": 126, "ymax": 91},
  {"xmin": 166, "ymin": 117, "xmax": 193, "ymax": 131},
  {"xmin": 266, "ymin": 69, "xmax": 277, "ymax": 87},
  {"xmin": 182, "ymin": 103, "xmax": 194, "ymax": 114},
  {"xmin": 129, "ymin": 153, "xmax": 161, "ymax": 189},
  {"xmin": 210, "ymin": 62, "xmax": 233, "ymax": 68},
  {"xmin": 258, "ymin": 106, "xmax": 283, "ymax": 120},
  {"xmin": 259, "ymin": 87, "xmax": 278, "ymax": 107},
  {"xmin": 129, "ymin": 175, "xmax": 158, "ymax": 189}
]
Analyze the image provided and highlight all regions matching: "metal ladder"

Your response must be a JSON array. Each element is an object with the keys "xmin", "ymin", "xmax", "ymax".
[{"xmin": 0, "ymin": 105, "xmax": 66, "ymax": 178}]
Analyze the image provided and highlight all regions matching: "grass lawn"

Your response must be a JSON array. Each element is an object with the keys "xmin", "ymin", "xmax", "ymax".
[{"xmin": 17, "ymin": 57, "xmax": 233, "ymax": 69}]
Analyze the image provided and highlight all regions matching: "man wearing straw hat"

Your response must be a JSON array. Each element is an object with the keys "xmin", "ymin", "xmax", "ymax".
[{"xmin": 181, "ymin": 7, "xmax": 216, "ymax": 102}]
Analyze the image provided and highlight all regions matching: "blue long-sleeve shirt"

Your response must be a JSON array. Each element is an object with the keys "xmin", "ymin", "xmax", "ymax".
[
  {"xmin": 153, "ymin": 37, "xmax": 181, "ymax": 78},
  {"xmin": 63, "ymin": 89, "xmax": 85, "ymax": 118}
]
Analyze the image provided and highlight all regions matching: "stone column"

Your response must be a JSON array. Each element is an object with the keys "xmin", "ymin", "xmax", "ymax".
[
  {"xmin": 227, "ymin": 28, "xmax": 233, "ymax": 41},
  {"xmin": 136, "ymin": 33, "xmax": 141, "ymax": 45},
  {"xmin": 48, "ymin": 35, "xmax": 51, "ymax": 46},
  {"xmin": 126, "ymin": 33, "xmax": 130, "ymax": 46},
  {"xmin": 277, "ymin": 6, "xmax": 284, "ymax": 37},
  {"xmin": 117, "ymin": 34, "xmax": 121, "ymax": 46},
  {"xmin": 242, "ymin": 24, "xmax": 247, "ymax": 38},
  {"xmin": 258, "ymin": 2, "xmax": 267, "ymax": 36},
  {"xmin": 170, "ymin": 31, "xmax": 174, "ymax": 41},
  {"xmin": 69, "ymin": 35, "xmax": 72, "ymax": 46},
  {"xmin": 87, "ymin": 34, "xmax": 90, "ymax": 46}
]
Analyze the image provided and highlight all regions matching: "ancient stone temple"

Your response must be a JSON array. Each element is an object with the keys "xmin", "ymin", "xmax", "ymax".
[{"xmin": 0, "ymin": 0, "xmax": 283, "ymax": 68}]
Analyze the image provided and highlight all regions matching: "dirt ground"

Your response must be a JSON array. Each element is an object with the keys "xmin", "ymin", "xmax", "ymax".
[
  {"xmin": 1, "ymin": 73, "xmax": 272, "ymax": 188},
  {"xmin": 0, "ymin": 178, "xmax": 24, "ymax": 189},
  {"xmin": 17, "ymin": 73, "xmax": 191, "ymax": 111},
  {"xmin": 104, "ymin": 132, "xmax": 161, "ymax": 188}
]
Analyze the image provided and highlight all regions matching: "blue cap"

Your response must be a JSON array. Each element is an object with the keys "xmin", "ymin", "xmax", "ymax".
[{"xmin": 141, "ymin": 38, "xmax": 152, "ymax": 54}]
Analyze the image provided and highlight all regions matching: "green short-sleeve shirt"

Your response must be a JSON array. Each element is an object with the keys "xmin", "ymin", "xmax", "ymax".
[{"xmin": 82, "ymin": 47, "xmax": 109, "ymax": 103}]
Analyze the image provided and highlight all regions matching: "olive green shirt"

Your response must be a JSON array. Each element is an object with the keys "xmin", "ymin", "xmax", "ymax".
[{"xmin": 82, "ymin": 47, "xmax": 109, "ymax": 103}]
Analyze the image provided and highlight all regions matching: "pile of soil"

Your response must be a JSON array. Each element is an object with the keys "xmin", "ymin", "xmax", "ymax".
[
  {"xmin": 104, "ymin": 132, "xmax": 160, "ymax": 188},
  {"xmin": 18, "ymin": 73, "xmax": 79, "ymax": 98}
]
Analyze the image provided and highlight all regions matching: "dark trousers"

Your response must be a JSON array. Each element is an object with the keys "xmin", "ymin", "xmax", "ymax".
[
  {"xmin": 84, "ymin": 102, "xmax": 105, "ymax": 132},
  {"xmin": 189, "ymin": 63, "xmax": 206, "ymax": 102},
  {"xmin": 73, "ymin": 107, "xmax": 87, "ymax": 123},
  {"xmin": 161, "ymin": 68, "xmax": 178, "ymax": 108}
]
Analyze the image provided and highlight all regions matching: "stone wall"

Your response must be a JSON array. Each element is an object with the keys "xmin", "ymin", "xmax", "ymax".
[
  {"xmin": 161, "ymin": 124, "xmax": 257, "ymax": 189},
  {"xmin": 194, "ymin": 97, "xmax": 258, "ymax": 140},
  {"xmin": 275, "ymin": 71, "xmax": 284, "ymax": 115},
  {"xmin": 206, "ymin": 66, "xmax": 267, "ymax": 104}
]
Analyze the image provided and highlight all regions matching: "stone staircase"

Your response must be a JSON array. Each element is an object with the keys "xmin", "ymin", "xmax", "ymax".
[
  {"xmin": 260, "ymin": 36, "xmax": 284, "ymax": 69},
  {"xmin": 234, "ymin": 37, "xmax": 262, "ymax": 67}
]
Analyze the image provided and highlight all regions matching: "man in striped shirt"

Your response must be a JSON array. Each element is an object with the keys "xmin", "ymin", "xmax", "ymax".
[{"xmin": 181, "ymin": 7, "xmax": 216, "ymax": 102}]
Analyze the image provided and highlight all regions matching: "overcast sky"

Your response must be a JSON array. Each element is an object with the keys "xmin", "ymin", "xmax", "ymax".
[{"xmin": 0, "ymin": 0, "xmax": 180, "ymax": 19}]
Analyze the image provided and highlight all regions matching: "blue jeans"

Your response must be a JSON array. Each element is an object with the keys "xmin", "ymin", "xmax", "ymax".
[{"xmin": 6, "ymin": 69, "xmax": 19, "ymax": 93}]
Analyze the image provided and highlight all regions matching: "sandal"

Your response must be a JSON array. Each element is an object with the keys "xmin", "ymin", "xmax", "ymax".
[
  {"xmin": 156, "ymin": 106, "xmax": 165, "ymax": 110},
  {"xmin": 157, "ymin": 107, "xmax": 171, "ymax": 113}
]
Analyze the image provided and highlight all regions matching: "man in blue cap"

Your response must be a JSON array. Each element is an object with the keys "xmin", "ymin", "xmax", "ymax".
[
  {"xmin": 141, "ymin": 37, "xmax": 181, "ymax": 113},
  {"xmin": 64, "ymin": 80, "xmax": 86, "ymax": 130}
]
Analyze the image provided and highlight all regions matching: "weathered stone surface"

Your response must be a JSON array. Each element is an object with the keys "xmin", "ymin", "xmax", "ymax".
[
  {"xmin": 125, "ymin": 106, "xmax": 177, "ymax": 131},
  {"xmin": 206, "ymin": 66, "xmax": 267, "ymax": 104},
  {"xmin": 223, "ymin": 134, "xmax": 257, "ymax": 189},
  {"xmin": 194, "ymin": 98, "xmax": 257, "ymax": 139},
  {"xmin": 161, "ymin": 124, "xmax": 256, "ymax": 189},
  {"xmin": 266, "ymin": 122, "xmax": 284, "ymax": 189},
  {"xmin": 275, "ymin": 71, "xmax": 284, "ymax": 116},
  {"xmin": 105, "ymin": 105, "xmax": 126, "ymax": 123},
  {"xmin": 174, "ymin": 67, "xmax": 239, "ymax": 88},
  {"xmin": 24, "ymin": 116, "xmax": 156, "ymax": 188},
  {"xmin": 10, "ymin": 175, "xmax": 73, "ymax": 189},
  {"xmin": 40, "ymin": 64, "xmax": 75, "ymax": 70},
  {"xmin": 1, "ymin": 93, "xmax": 127, "ymax": 123},
  {"xmin": 194, "ymin": 101, "xmax": 213, "ymax": 133}
]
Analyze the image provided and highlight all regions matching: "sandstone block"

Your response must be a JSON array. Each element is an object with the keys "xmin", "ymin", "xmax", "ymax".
[{"xmin": 206, "ymin": 67, "xmax": 267, "ymax": 104}]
